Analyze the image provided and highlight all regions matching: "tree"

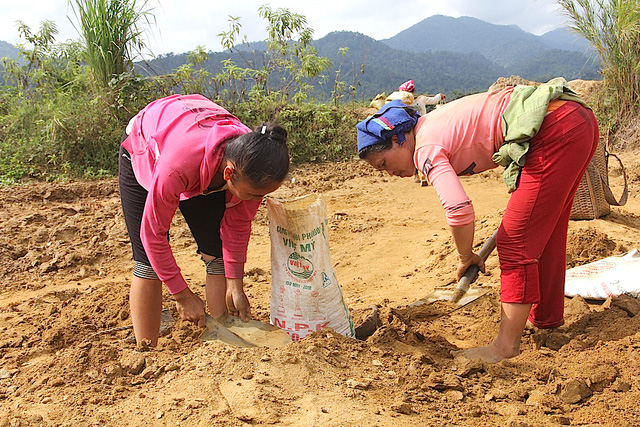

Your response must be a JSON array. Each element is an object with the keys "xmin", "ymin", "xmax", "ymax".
[{"xmin": 217, "ymin": 5, "xmax": 331, "ymax": 104}]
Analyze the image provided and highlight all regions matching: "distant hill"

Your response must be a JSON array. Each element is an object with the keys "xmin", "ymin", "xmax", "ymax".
[
  {"xmin": 137, "ymin": 31, "xmax": 505, "ymax": 100},
  {"xmin": 312, "ymin": 31, "xmax": 505, "ymax": 96},
  {"xmin": 0, "ymin": 40, "xmax": 19, "ymax": 60},
  {"xmin": 382, "ymin": 15, "xmax": 594, "ymax": 69},
  {"xmin": 0, "ymin": 41, "xmax": 20, "ymax": 83},
  {"xmin": 3, "ymin": 14, "xmax": 602, "ymax": 98},
  {"xmin": 539, "ymin": 27, "xmax": 592, "ymax": 52}
]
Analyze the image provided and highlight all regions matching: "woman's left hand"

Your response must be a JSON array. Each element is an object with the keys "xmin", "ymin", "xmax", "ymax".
[
  {"xmin": 456, "ymin": 252, "xmax": 485, "ymax": 281},
  {"xmin": 225, "ymin": 278, "xmax": 252, "ymax": 321}
]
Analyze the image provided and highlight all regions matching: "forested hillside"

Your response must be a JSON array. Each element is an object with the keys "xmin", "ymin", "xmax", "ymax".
[{"xmin": 3, "ymin": 14, "xmax": 600, "ymax": 100}]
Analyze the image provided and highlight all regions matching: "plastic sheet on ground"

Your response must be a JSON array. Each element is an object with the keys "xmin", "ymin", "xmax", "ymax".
[{"xmin": 565, "ymin": 249, "xmax": 640, "ymax": 299}]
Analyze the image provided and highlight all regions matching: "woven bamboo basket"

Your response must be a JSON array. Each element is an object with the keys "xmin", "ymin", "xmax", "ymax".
[{"xmin": 569, "ymin": 138, "xmax": 609, "ymax": 220}]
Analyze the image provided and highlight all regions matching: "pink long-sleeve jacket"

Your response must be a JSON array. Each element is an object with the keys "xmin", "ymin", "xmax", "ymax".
[
  {"xmin": 413, "ymin": 87, "xmax": 513, "ymax": 227},
  {"xmin": 121, "ymin": 94, "xmax": 259, "ymax": 294}
]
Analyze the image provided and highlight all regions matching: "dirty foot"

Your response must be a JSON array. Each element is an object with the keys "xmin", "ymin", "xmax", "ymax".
[{"xmin": 452, "ymin": 343, "xmax": 520, "ymax": 364}]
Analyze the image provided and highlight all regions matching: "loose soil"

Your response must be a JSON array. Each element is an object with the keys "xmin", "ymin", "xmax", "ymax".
[{"xmin": 2, "ymin": 147, "xmax": 640, "ymax": 426}]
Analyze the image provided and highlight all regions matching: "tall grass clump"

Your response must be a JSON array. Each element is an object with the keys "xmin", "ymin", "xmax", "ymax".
[
  {"xmin": 559, "ymin": 0, "xmax": 640, "ymax": 118},
  {"xmin": 70, "ymin": 0, "xmax": 154, "ymax": 89}
]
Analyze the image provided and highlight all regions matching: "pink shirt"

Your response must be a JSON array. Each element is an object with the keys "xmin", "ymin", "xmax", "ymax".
[
  {"xmin": 413, "ymin": 87, "xmax": 513, "ymax": 226},
  {"xmin": 122, "ymin": 94, "xmax": 259, "ymax": 294}
]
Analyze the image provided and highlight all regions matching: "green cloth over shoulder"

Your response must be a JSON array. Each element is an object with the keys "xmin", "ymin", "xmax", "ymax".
[{"xmin": 492, "ymin": 77, "xmax": 590, "ymax": 192}]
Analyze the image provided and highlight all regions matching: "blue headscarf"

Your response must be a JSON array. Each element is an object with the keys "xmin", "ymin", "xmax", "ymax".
[{"xmin": 356, "ymin": 100, "xmax": 420, "ymax": 153}]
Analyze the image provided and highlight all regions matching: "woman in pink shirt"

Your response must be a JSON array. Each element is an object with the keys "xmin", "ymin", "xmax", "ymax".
[
  {"xmin": 356, "ymin": 90, "xmax": 598, "ymax": 363},
  {"xmin": 119, "ymin": 94, "xmax": 290, "ymax": 345}
]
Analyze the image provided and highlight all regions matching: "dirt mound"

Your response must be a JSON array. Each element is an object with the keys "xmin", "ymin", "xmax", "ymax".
[
  {"xmin": 487, "ymin": 76, "xmax": 602, "ymax": 107},
  {"xmin": 566, "ymin": 227, "xmax": 625, "ymax": 267},
  {"xmin": 488, "ymin": 75, "xmax": 539, "ymax": 91},
  {"xmin": 1, "ymin": 155, "xmax": 640, "ymax": 426}
]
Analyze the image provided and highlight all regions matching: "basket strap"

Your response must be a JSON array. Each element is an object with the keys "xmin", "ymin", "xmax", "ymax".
[{"xmin": 599, "ymin": 153, "xmax": 628, "ymax": 206}]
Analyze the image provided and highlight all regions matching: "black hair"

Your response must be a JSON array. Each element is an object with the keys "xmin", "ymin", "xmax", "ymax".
[
  {"xmin": 358, "ymin": 138, "xmax": 393, "ymax": 160},
  {"xmin": 224, "ymin": 122, "xmax": 290, "ymax": 188}
]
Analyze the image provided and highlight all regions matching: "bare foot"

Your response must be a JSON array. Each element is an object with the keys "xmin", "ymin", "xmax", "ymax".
[{"xmin": 452, "ymin": 343, "xmax": 520, "ymax": 364}]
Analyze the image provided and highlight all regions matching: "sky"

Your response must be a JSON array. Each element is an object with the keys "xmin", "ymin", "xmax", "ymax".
[{"xmin": 1, "ymin": 0, "xmax": 569, "ymax": 57}]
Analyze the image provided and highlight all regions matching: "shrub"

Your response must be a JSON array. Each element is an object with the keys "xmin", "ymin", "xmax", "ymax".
[{"xmin": 230, "ymin": 101, "xmax": 361, "ymax": 164}]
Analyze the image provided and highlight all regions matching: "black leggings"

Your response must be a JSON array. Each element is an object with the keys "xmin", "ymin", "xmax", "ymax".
[{"xmin": 118, "ymin": 142, "xmax": 226, "ymax": 269}]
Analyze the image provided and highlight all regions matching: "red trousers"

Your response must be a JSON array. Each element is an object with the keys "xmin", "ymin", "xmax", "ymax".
[{"xmin": 497, "ymin": 101, "xmax": 599, "ymax": 328}]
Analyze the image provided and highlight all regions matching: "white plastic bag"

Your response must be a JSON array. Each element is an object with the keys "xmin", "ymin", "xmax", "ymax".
[
  {"xmin": 267, "ymin": 194, "xmax": 354, "ymax": 341},
  {"xmin": 564, "ymin": 249, "xmax": 640, "ymax": 299}
]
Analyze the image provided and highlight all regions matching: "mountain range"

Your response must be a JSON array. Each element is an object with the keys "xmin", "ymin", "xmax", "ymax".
[{"xmin": 1, "ymin": 15, "xmax": 601, "ymax": 99}]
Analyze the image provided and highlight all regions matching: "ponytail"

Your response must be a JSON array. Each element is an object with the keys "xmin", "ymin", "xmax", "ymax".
[{"xmin": 224, "ymin": 122, "xmax": 290, "ymax": 188}]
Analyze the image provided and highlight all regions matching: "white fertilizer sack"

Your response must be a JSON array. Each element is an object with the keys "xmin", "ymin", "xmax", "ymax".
[
  {"xmin": 565, "ymin": 249, "xmax": 640, "ymax": 299},
  {"xmin": 267, "ymin": 194, "xmax": 354, "ymax": 341}
]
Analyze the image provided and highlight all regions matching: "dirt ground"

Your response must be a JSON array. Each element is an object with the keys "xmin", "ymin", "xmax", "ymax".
[{"xmin": 2, "ymin": 143, "xmax": 640, "ymax": 426}]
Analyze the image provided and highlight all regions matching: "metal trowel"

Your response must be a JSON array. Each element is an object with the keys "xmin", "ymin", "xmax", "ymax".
[
  {"xmin": 411, "ymin": 230, "xmax": 498, "ymax": 308},
  {"xmin": 199, "ymin": 313, "xmax": 292, "ymax": 348}
]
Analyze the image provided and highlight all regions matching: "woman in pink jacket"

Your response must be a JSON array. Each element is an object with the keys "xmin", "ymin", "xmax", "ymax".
[{"xmin": 119, "ymin": 94, "xmax": 289, "ymax": 345}]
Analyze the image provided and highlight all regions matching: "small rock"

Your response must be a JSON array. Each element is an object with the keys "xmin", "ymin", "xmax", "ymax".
[
  {"xmin": 141, "ymin": 364, "xmax": 160, "ymax": 380},
  {"xmin": 346, "ymin": 378, "xmax": 371, "ymax": 390},
  {"xmin": 506, "ymin": 415, "xmax": 531, "ymax": 427},
  {"xmin": 104, "ymin": 363, "xmax": 124, "ymax": 379},
  {"xmin": 611, "ymin": 379, "xmax": 631, "ymax": 392},
  {"xmin": 561, "ymin": 379, "xmax": 592, "ymax": 404},
  {"xmin": 494, "ymin": 403, "xmax": 526, "ymax": 417},
  {"xmin": 372, "ymin": 359, "xmax": 383, "ymax": 367},
  {"xmin": 186, "ymin": 399, "xmax": 204, "ymax": 409},
  {"xmin": 544, "ymin": 332, "xmax": 571, "ymax": 351},
  {"xmin": 427, "ymin": 372, "xmax": 463, "ymax": 391},
  {"xmin": 550, "ymin": 415, "xmax": 571, "ymax": 425},
  {"xmin": 588, "ymin": 364, "xmax": 618, "ymax": 392},
  {"xmin": 444, "ymin": 390, "xmax": 464, "ymax": 401},
  {"xmin": 48, "ymin": 378, "xmax": 65, "ymax": 387},
  {"xmin": 164, "ymin": 362, "xmax": 179, "ymax": 372},
  {"xmin": 304, "ymin": 345, "xmax": 319, "ymax": 354},
  {"xmin": 611, "ymin": 295, "xmax": 640, "ymax": 317},
  {"xmin": 487, "ymin": 388, "xmax": 508, "ymax": 400},
  {"xmin": 525, "ymin": 389, "xmax": 547, "ymax": 407},
  {"xmin": 455, "ymin": 358, "xmax": 484, "ymax": 377},
  {"xmin": 390, "ymin": 402, "xmax": 417, "ymax": 415},
  {"xmin": 0, "ymin": 368, "xmax": 16, "ymax": 380},
  {"xmin": 41, "ymin": 396, "xmax": 52, "ymax": 404},
  {"xmin": 120, "ymin": 351, "xmax": 146, "ymax": 375}
]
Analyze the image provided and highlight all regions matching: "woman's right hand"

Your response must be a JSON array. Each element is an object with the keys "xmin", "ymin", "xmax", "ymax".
[
  {"xmin": 173, "ymin": 287, "xmax": 206, "ymax": 327},
  {"xmin": 456, "ymin": 252, "xmax": 485, "ymax": 281}
]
